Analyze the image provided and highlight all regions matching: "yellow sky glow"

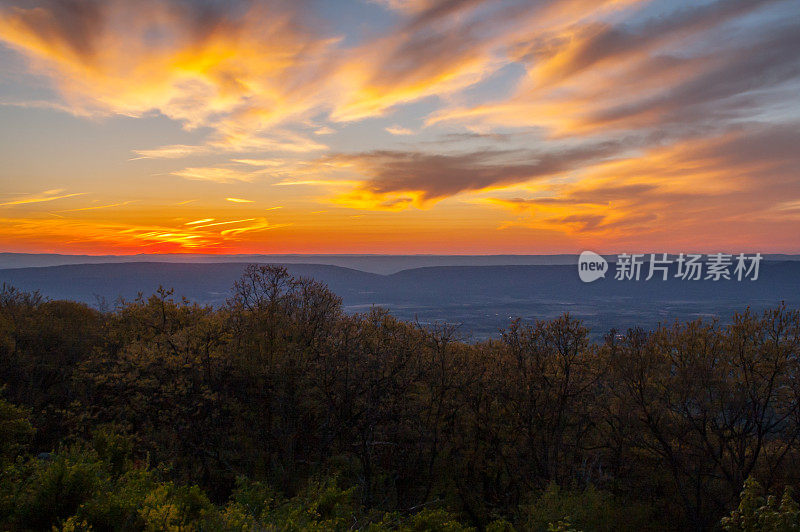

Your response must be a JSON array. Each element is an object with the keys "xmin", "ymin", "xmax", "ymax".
[{"xmin": 0, "ymin": 0, "xmax": 798, "ymax": 254}]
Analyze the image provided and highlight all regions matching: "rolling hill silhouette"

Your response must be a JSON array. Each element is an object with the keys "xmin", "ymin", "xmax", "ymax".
[{"xmin": 2, "ymin": 261, "xmax": 799, "ymax": 339}]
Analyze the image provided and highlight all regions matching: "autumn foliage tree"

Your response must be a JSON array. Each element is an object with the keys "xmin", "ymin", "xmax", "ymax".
[{"xmin": 1, "ymin": 270, "xmax": 800, "ymax": 530}]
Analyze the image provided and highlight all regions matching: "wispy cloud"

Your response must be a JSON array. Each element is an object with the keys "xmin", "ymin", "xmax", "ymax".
[
  {"xmin": 130, "ymin": 145, "xmax": 206, "ymax": 160},
  {"xmin": 230, "ymin": 159, "xmax": 286, "ymax": 167},
  {"xmin": 0, "ymin": 211, "xmax": 290, "ymax": 253},
  {"xmin": 385, "ymin": 125, "xmax": 414, "ymax": 135},
  {"xmin": 56, "ymin": 200, "xmax": 134, "ymax": 212},
  {"xmin": 184, "ymin": 218, "xmax": 215, "ymax": 226},
  {"xmin": 170, "ymin": 167, "xmax": 257, "ymax": 183},
  {"xmin": 273, "ymin": 179, "xmax": 361, "ymax": 187},
  {"xmin": 0, "ymin": 190, "xmax": 87, "ymax": 206},
  {"xmin": 428, "ymin": 0, "xmax": 798, "ymax": 141}
]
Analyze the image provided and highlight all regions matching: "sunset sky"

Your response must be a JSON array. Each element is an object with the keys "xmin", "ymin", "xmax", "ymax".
[{"xmin": 0, "ymin": 0, "xmax": 798, "ymax": 255}]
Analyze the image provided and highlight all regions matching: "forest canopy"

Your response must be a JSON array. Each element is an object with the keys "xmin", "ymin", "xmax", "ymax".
[{"xmin": 1, "ymin": 265, "xmax": 800, "ymax": 531}]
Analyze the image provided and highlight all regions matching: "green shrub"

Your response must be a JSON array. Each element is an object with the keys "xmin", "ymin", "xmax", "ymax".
[
  {"xmin": 721, "ymin": 477, "xmax": 800, "ymax": 531},
  {"xmin": 6, "ymin": 446, "xmax": 105, "ymax": 529},
  {"xmin": 0, "ymin": 395, "xmax": 34, "ymax": 465},
  {"xmin": 520, "ymin": 483, "xmax": 655, "ymax": 532}
]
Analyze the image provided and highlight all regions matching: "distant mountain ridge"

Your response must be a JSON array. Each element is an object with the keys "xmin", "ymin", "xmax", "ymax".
[
  {"xmin": 3, "ymin": 252, "xmax": 798, "ymax": 275},
  {"xmin": 2, "ymin": 260, "xmax": 799, "ymax": 340},
  {"xmin": 0, "ymin": 253, "xmax": 584, "ymax": 274}
]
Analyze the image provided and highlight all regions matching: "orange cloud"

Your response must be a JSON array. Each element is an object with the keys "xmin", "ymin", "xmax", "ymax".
[
  {"xmin": 484, "ymin": 125, "xmax": 800, "ymax": 250},
  {"xmin": 322, "ymin": 141, "xmax": 624, "ymax": 209},
  {"xmin": 385, "ymin": 125, "xmax": 414, "ymax": 135},
  {"xmin": 0, "ymin": 190, "xmax": 87, "ymax": 206},
  {"xmin": 1, "ymin": 0, "xmax": 799, "ymax": 255},
  {"xmin": 0, "ymin": 0, "xmax": 644, "ymax": 158},
  {"xmin": 170, "ymin": 167, "xmax": 257, "ymax": 183},
  {"xmin": 0, "ymin": 0, "xmax": 337, "ymax": 157},
  {"xmin": 0, "ymin": 207, "xmax": 290, "ymax": 253},
  {"xmin": 429, "ymin": 1, "xmax": 796, "ymax": 139}
]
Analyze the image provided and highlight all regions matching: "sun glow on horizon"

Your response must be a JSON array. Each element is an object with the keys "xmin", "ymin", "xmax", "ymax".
[{"xmin": 0, "ymin": 0, "xmax": 798, "ymax": 254}]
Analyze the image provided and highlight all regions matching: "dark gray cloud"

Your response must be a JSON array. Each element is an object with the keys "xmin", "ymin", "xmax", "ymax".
[
  {"xmin": 590, "ymin": 23, "xmax": 800, "ymax": 131},
  {"xmin": 0, "ymin": 0, "xmax": 107, "ymax": 61},
  {"xmin": 327, "ymin": 139, "xmax": 626, "ymax": 201},
  {"xmin": 0, "ymin": 0, "xmax": 309, "ymax": 62},
  {"xmin": 514, "ymin": 0, "xmax": 782, "ymax": 85},
  {"xmin": 492, "ymin": 123, "xmax": 800, "ymax": 222}
]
